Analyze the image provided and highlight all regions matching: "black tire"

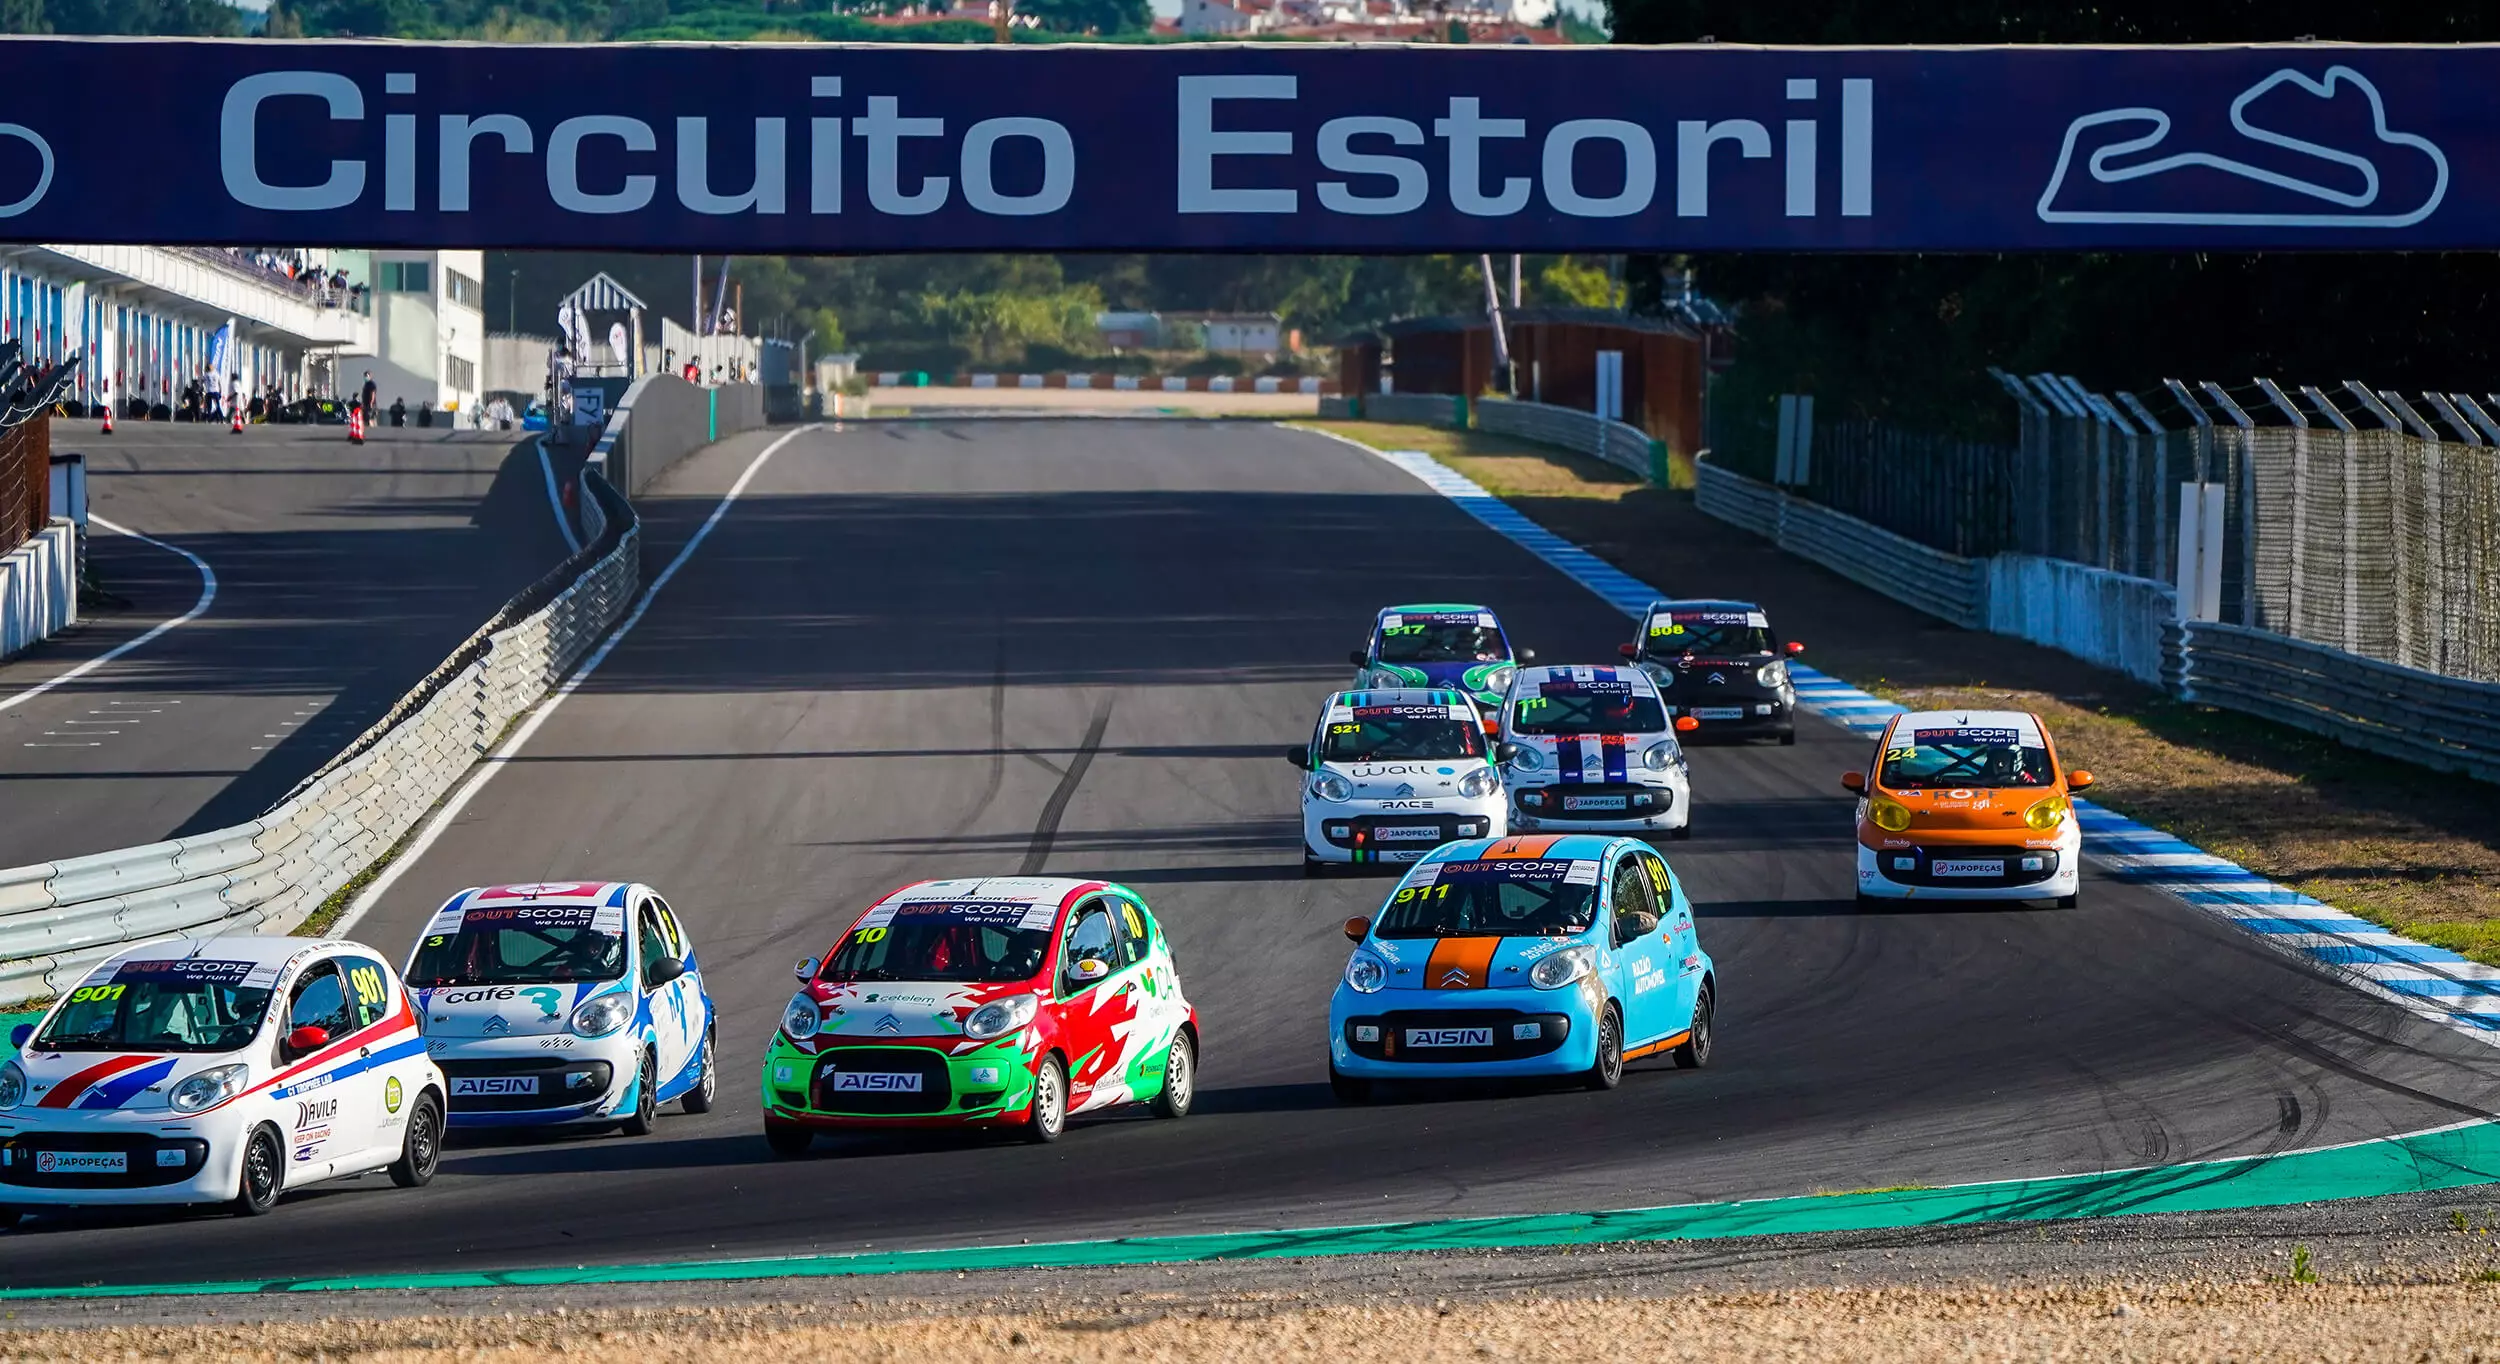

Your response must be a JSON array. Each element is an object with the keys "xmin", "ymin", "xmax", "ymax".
[
  {"xmin": 1150, "ymin": 1031, "xmax": 1196, "ymax": 1119},
  {"xmin": 1302, "ymin": 856, "xmax": 1327, "ymax": 879},
  {"xmin": 232, "ymin": 1126, "xmax": 284, "ymax": 1217},
  {"xmin": 1328, "ymin": 1065, "xmax": 1370, "ymax": 1105},
  {"xmin": 1778, "ymin": 730, "xmax": 1797, "ymax": 746},
  {"xmin": 388, "ymin": 1092, "xmax": 443, "ymax": 1188},
  {"xmin": 1673, "ymin": 982, "xmax": 1715, "ymax": 1070},
  {"xmin": 681, "ymin": 1027, "xmax": 718, "ymax": 1114},
  {"xmin": 1025, "ymin": 1055, "xmax": 1068, "ymax": 1144},
  {"xmin": 1669, "ymin": 821, "xmax": 1692, "ymax": 842},
  {"xmin": 763, "ymin": 1119, "xmax": 814, "ymax": 1158},
  {"xmin": 0, "ymin": 1206, "xmax": 24, "ymax": 1232},
  {"xmin": 2056, "ymin": 893, "xmax": 2079, "ymax": 909},
  {"xmin": 619, "ymin": 1052, "xmax": 658, "ymax": 1137},
  {"xmin": 1855, "ymin": 891, "xmax": 1881, "ymax": 910},
  {"xmin": 1582, "ymin": 1005, "xmax": 1624, "ymax": 1091}
]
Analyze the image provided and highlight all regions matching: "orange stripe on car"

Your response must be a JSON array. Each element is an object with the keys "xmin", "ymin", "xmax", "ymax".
[
  {"xmin": 1624, "ymin": 1031, "xmax": 1689, "ymax": 1062},
  {"xmin": 1478, "ymin": 835, "xmax": 1562, "ymax": 860},
  {"xmin": 1425, "ymin": 937, "xmax": 1500, "ymax": 989}
]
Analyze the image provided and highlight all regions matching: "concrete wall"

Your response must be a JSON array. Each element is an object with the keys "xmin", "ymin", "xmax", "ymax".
[
  {"xmin": 1986, "ymin": 554, "xmax": 2179, "ymax": 689},
  {"xmin": 589, "ymin": 376, "xmax": 769, "ymax": 497},
  {"xmin": 0, "ymin": 522, "xmax": 76, "ymax": 663}
]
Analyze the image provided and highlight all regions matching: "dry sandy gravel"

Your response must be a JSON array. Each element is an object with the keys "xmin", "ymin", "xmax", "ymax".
[{"xmin": 5, "ymin": 1282, "xmax": 2500, "ymax": 1363}]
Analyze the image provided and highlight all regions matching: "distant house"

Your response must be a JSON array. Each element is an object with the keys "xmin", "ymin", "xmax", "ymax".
[
  {"xmin": 1096, "ymin": 310, "xmax": 1163, "ymax": 349},
  {"xmin": 1166, "ymin": 311, "xmax": 1286, "ymax": 354},
  {"xmin": 1180, "ymin": 0, "xmax": 1265, "ymax": 34}
]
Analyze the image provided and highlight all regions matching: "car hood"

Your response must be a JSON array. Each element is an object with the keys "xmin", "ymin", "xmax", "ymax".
[
  {"xmin": 1877, "ymin": 785, "xmax": 2066, "ymax": 834},
  {"xmin": 807, "ymin": 980, "xmax": 1031, "ymax": 1040},
  {"xmin": 414, "ymin": 981, "xmax": 618, "ymax": 1038},
  {"xmin": 1374, "ymin": 660, "xmax": 1504, "ymax": 694},
  {"xmin": 1318, "ymin": 759, "xmax": 1486, "ymax": 799},
  {"xmin": 1509, "ymin": 732, "xmax": 1673, "ymax": 783},
  {"xmin": 11, "ymin": 1048, "xmax": 248, "ymax": 1113},
  {"xmin": 1361, "ymin": 934, "xmax": 1589, "ymax": 991}
]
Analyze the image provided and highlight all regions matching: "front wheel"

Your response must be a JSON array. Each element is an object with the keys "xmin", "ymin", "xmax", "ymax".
[
  {"xmin": 1328, "ymin": 1065, "xmax": 1369, "ymax": 1105},
  {"xmin": 0, "ymin": 1206, "xmax": 24, "ymax": 1232},
  {"xmin": 2055, "ymin": 893, "xmax": 2079, "ymax": 909},
  {"xmin": 681, "ymin": 1027, "xmax": 718, "ymax": 1114},
  {"xmin": 1025, "ymin": 1055, "xmax": 1068, "ymax": 1144},
  {"xmin": 231, "ymin": 1126, "xmax": 284, "ymax": 1217},
  {"xmin": 1778, "ymin": 730, "xmax": 1797, "ymax": 747},
  {"xmin": 1668, "ymin": 821, "xmax": 1692, "ymax": 842},
  {"xmin": 763, "ymin": 1119, "xmax": 814, "ymax": 1158},
  {"xmin": 388, "ymin": 1091, "xmax": 443, "ymax": 1188},
  {"xmin": 1150, "ymin": 1032, "xmax": 1196, "ymax": 1119},
  {"xmin": 618, "ymin": 1053, "xmax": 658, "ymax": 1137},
  {"xmin": 1582, "ymin": 1005, "xmax": 1624, "ymax": 1092},
  {"xmin": 1672, "ymin": 982, "xmax": 1715, "ymax": 1070}
]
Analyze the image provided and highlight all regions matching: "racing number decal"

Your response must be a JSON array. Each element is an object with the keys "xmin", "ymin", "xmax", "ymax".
[
  {"xmin": 1329, "ymin": 723, "xmax": 1362, "ymax": 735},
  {"xmin": 1644, "ymin": 858, "xmax": 1669, "ymax": 897},
  {"xmin": 348, "ymin": 965, "xmax": 386, "ymax": 1013},
  {"xmin": 1122, "ymin": 904, "xmax": 1145, "ymax": 938},
  {"xmin": 67, "ymin": 983, "xmax": 125, "ymax": 1005},
  {"xmin": 1393, "ymin": 884, "xmax": 1451, "ymax": 905},
  {"xmin": 1649, "ymin": 621, "xmax": 1685, "ymax": 637},
  {"xmin": 1884, "ymin": 746, "xmax": 1916, "ymax": 763},
  {"xmin": 854, "ymin": 925, "xmax": 889, "ymax": 945},
  {"xmin": 1384, "ymin": 624, "xmax": 1426, "ymax": 637}
]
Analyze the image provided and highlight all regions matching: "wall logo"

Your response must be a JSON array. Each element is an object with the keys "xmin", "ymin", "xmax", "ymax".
[
  {"xmin": 0, "ymin": 121, "xmax": 49, "ymax": 219},
  {"xmin": 2038, "ymin": 66, "xmax": 2449, "ymax": 228}
]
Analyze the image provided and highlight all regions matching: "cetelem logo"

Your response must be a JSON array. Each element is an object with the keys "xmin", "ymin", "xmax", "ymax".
[{"xmin": 831, "ymin": 1071, "xmax": 922, "ymax": 1092}]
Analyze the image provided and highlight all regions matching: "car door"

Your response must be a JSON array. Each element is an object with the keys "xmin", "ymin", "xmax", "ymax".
[
  {"xmin": 1605, "ymin": 854, "xmax": 1673, "ymax": 1050},
  {"xmin": 633, "ymin": 896, "xmax": 694, "ymax": 1092},
  {"xmin": 334, "ymin": 951, "xmax": 411, "ymax": 1164},
  {"xmin": 1637, "ymin": 850, "xmax": 1704, "ymax": 1034},
  {"xmin": 1101, "ymin": 893, "xmax": 1181, "ymax": 1097},
  {"xmin": 273, "ymin": 957, "xmax": 375, "ymax": 1181},
  {"xmin": 1049, "ymin": 898, "xmax": 1124, "ymax": 1113},
  {"xmin": 650, "ymin": 894, "xmax": 709, "ymax": 1065}
]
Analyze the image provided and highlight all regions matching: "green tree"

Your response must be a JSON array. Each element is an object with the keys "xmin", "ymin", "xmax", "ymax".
[
  {"xmin": 1538, "ymin": 256, "xmax": 1617, "ymax": 309},
  {"xmin": 0, "ymin": 0, "xmax": 44, "ymax": 32}
]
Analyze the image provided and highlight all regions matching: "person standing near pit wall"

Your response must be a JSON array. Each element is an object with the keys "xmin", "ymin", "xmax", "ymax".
[{"xmin": 361, "ymin": 370, "xmax": 378, "ymax": 420}]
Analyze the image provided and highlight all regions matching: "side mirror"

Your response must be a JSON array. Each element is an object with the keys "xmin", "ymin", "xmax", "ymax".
[
  {"xmin": 1840, "ymin": 771, "xmax": 1867, "ymax": 793},
  {"xmin": 7, "ymin": 1023, "xmax": 30, "ymax": 1051},
  {"xmin": 2066, "ymin": 770, "xmax": 2094, "ymax": 791},
  {"xmin": 1673, "ymin": 715, "xmax": 1700, "ymax": 733},
  {"xmin": 1616, "ymin": 910, "xmax": 1659, "ymax": 944},
  {"xmin": 1283, "ymin": 744, "xmax": 1311, "ymax": 768},
  {"xmin": 1515, "ymin": 648, "xmax": 1537, "ymax": 664},
  {"xmin": 1616, "ymin": 642, "xmax": 1640, "ymax": 660},
  {"xmin": 1347, "ymin": 649, "xmax": 1371, "ymax": 668},
  {"xmin": 1342, "ymin": 915, "xmax": 1371, "ymax": 943},
  {"xmin": 1068, "ymin": 957, "xmax": 1112, "ymax": 984},
  {"xmin": 284, "ymin": 1024, "xmax": 330, "ymax": 1057},
  {"xmin": 794, "ymin": 956, "xmax": 819, "ymax": 981},
  {"xmin": 645, "ymin": 955, "xmax": 688, "ymax": 989},
  {"xmin": 1493, "ymin": 742, "xmax": 1520, "ymax": 763},
  {"xmin": 1785, "ymin": 641, "xmax": 1806, "ymax": 656}
]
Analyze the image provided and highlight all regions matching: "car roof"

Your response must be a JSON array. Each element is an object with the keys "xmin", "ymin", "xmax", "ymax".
[
  {"xmin": 1326, "ymin": 687, "xmax": 1474, "ymax": 715},
  {"xmin": 1416, "ymin": 833, "xmax": 1634, "ymax": 865},
  {"xmin": 1643, "ymin": 598, "xmax": 1765, "ymax": 616},
  {"xmin": 442, "ymin": 881, "xmax": 637, "ymax": 912},
  {"xmin": 874, "ymin": 877, "xmax": 1109, "ymax": 910},
  {"xmin": 1377, "ymin": 602, "xmax": 1498, "ymax": 619},
  {"xmin": 1513, "ymin": 664, "xmax": 1660, "ymax": 695},
  {"xmin": 1889, "ymin": 710, "xmax": 2045, "ymax": 744},
  {"xmin": 94, "ymin": 935, "xmax": 332, "ymax": 981}
]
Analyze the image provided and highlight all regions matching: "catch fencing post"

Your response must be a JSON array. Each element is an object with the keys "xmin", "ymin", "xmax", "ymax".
[
  {"xmin": 2118, "ymin": 392, "xmax": 2168, "ymax": 582},
  {"xmin": 2081, "ymin": 389, "xmax": 2145, "ymax": 576},
  {"xmin": 2198, "ymin": 382, "xmax": 2258, "ymax": 628},
  {"xmin": 2255, "ymin": 378, "xmax": 2312, "ymax": 639},
  {"xmin": 2301, "ymin": 387, "xmax": 2362, "ymax": 655},
  {"xmin": 2346, "ymin": 383, "xmax": 2417, "ymax": 668},
  {"xmin": 2381, "ymin": 392, "xmax": 2454, "ymax": 674},
  {"xmin": 1991, "ymin": 369, "xmax": 2049, "ymax": 557},
  {"xmin": 2029, "ymin": 372, "xmax": 2087, "ymax": 558}
]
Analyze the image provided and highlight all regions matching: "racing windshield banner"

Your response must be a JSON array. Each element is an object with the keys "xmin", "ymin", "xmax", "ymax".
[
  {"xmin": 864, "ymin": 899, "xmax": 1060, "ymax": 931},
  {"xmin": 429, "ymin": 903, "xmax": 626, "ymax": 935},
  {"xmin": 0, "ymin": 41, "xmax": 2488, "ymax": 250},
  {"xmin": 1912, "ymin": 727, "xmax": 2024, "ymax": 747},
  {"xmin": 112, "ymin": 958, "xmax": 262, "ymax": 987}
]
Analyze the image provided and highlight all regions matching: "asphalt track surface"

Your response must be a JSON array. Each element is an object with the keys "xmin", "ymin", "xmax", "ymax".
[
  {"xmin": 6, "ymin": 419, "xmax": 2497, "ymax": 1288},
  {"xmin": 0, "ymin": 424, "xmax": 569, "ymax": 867}
]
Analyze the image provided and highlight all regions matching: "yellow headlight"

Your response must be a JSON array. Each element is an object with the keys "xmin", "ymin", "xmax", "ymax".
[
  {"xmin": 2024, "ymin": 795, "xmax": 2069, "ymax": 830},
  {"xmin": 1869, "ymin": 798, "xmax": 1913, "ymax": 832}
]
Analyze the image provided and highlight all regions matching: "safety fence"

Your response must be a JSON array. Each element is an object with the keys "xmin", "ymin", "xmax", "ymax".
[
  {"xmin": 879, "ymin": 372, "xmax": 1332, "ymax": 395},
  {"xmin": 1319, "ymin": 393, "xmax": 1670, "ymax": 486},
  {"xmin": 2180, "ymin": 623, "xmax": 2500, "ymax": 784},
  {"xmin": 1695, "ymin": 460, "xmax": 1992, "ymax": 632}
]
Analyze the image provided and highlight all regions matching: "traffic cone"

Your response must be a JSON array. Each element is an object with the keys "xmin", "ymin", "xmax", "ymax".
[
  {"xmin": 348, "ymin": 406, "xmax": 365, "ymax": 445},
  {"xmin": 99, "ymin": 403, "xmax": 114, "ymax": 435},
  {"xmin": 230, "ymin": 406, "xmax": 244, "ymax": 434}
]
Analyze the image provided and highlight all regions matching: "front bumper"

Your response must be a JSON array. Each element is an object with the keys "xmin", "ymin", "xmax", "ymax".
[
  {"xmin": 428, "ymin": 1035, "xmax": 635, "ymax": 1127},
  {"xmin": 761, "ymin": 1035, "xmax": 1040, "ymax": 1129},
  {"xmin": 1855, "ymin": 836, "xmax": 2080, "ymax": 900},
  {"xmin": 1510, "ymin": 779, "xmax": 1685, "ymax": 831},
  {"xmin": 0, "ymin": 1110, "xmax": 240, "ymax": 1206},
  {"xmin": 1662, "ymin": 692, "xmax": 1795, "ymax": 738},
  {"xmin": 1303, "ymin": 798, "xmax": 1504, "ymax": 865},
  {"xmin": 1329, "ymin": 985, "xmax": 1599, "ymax": 1079}
]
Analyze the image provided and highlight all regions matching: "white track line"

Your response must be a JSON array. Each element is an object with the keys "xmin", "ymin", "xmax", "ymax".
[
  {"xmin": 331, "ymin": 425, "xmax": 814, "ymax": 936},
  {"xmin": 536, "ymin": 437, "xmax": 583, "ymax": 555},
  {"xmin": 0, "ymin": 516, "xmax": 216, "ymax": 715}
]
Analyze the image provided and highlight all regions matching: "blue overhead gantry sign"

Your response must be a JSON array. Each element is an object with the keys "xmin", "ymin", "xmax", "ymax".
[{"xmin": 0, "ymin": 39, "xmax": 2473, "ymax": 251}]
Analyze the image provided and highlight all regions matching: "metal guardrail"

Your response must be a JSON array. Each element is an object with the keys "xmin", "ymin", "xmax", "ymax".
[
  {"xmin": 1696, "ymin": 460, "xmax": 1988, "ymax": 629},
  {"xmin": 0, "ymin": 471, "xmax": 641, "ymax": 1005},
  {"xmin": 2181, "ymin": 623, "xmax": 2500, "ymax": 784},
  {"xmin": 1318, "ymin": 393, "xmax": 1669, "ymax": 484}
]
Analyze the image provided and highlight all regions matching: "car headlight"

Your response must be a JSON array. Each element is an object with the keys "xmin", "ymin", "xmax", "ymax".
[
  {"xmin": 1529, "ymin": 944, "xmax": 1596, "ymax": 990},
  {"xmin": 964, "ymin": 993, "xmax": 1040, "ymax": 1041},
  {"xmin": 780, "ymin": 991, "xmax": 822, "ymax": 1041},
  {"xmin": 168, "ymin": 1062, "xmax": 247, "ymax": 1114},
  {"xmin": 1755, "ymin": 661, "xmax": 1788, "ymax": 689},
  {"xmin": 1343, "ymin": 953, "xmax": 1387, "ymax": 994},
  {"xmin": 0, "ymin": 1060, "xmax": 23, "ymax": 1110},
  {"xmin": 2024, "ymin": 794, "xmax": 2070, "ymax": 830},
  {"xmin": 1869, "ymin": 797, "xmax": 1914, "ymax": 833},
  {"xmin": 1641, "ymin": 741, "xmax": 1675, "ymax": 772},
  {"xmin": 570, "ymin": 990, "xmax": 636, "ymax": 1039},
  {"xmin": 1458, "ymin": 766, "xmax": 1500, "ymax": 799},
  {"xmin": 1484, "ymin": 665, "xmax": 1516, "ymax": 694},
  {"xmin": 1313, "ymin": 773, "xmax": 1354, "ymax": 803},
  {"xmin": 1508, "ymin": 744, "xmax": 1544, "ymax": 770}
]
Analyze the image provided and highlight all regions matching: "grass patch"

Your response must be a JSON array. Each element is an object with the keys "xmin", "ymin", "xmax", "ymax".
[{"xmin": 1297, "ymin": 420, "xmax": 1647, "ymax": 502}]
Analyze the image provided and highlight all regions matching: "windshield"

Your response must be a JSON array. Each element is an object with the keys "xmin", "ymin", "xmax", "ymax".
[
  {"xmin": 1321, "ymin": 705, "xmax": 1485, "ymax": 762},
  {"xmin": 1511, "ymin": 684, "xmax": 1667, "ymax": 736},
  {"xmin": 821, "ymin": 900, "xmax": 1054, "ymax": 984},
  {"xmin": 1879, "ymin": 725, "xmax": 2054, "ymax": 790},
  {"xmin": 406, "ymin": 903, "xmax": 626, "ymax": 987},
  {"xmin": 34, "ymin": 959, "xmax": 274, "ymax": 1053},
  {"xmin": 1376, "ymin": 615, "xmax": 1508, "ymax": 665},
  {"xmin": 1372, "ymin": 858, "xmax": 1599, "ymax": 938},
  {"xmin": 1644, "ymin": 610, "xmax": 1774, "ymax": 658}
]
